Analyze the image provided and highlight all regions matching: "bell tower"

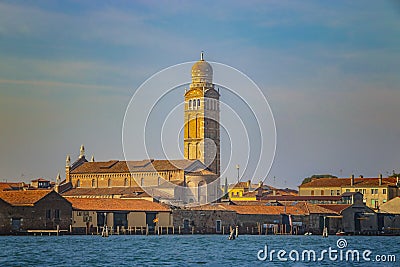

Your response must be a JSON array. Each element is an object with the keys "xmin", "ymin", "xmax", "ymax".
[{"xmin": 184, "ymin": 52, "xmax": 220, "ymax": 176}]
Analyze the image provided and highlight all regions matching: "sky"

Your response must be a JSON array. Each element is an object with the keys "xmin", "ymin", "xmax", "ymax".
[{"xmin": 0, "ymin": 0, "xmax": 400, "ymax": 189}]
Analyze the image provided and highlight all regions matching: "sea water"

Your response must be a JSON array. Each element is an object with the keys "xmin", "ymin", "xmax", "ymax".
[{"xmin": 0, "ymin": 235, "xmax": 398, "ymax": 266}]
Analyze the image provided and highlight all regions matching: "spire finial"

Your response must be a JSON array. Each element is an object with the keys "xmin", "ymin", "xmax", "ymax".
[
  {"xmin": 79, "ymin": 144, "xmax": 85, "ymax": 159},
  {"xmin": 90, "ymin": 155, "xmax": 95, "ymax": 162},
  {"xmin": 66, "ymin": 155, "xmax": 71, "ymax": 167},
  {"xmin": 200, "ymin": 51, "xmax": 204, "ymax": 61},
  {"xmin": 56, "ymin": 173, "xmax": 61, "ymax": 184}
]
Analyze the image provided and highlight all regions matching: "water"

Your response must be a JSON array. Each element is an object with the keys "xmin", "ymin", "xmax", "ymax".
[{"xmin": 0, "ymin": 235, "xmax": 398, "ymax": 266}]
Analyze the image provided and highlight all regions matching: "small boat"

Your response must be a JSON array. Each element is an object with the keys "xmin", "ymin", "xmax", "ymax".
[{"xmin": 336, "ymin": 231, "xmax": 345, "ymax": 236}]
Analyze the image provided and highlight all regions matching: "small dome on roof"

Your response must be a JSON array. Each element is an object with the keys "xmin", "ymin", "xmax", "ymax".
[{"xmin": 191, "ymin": 52, "xmax": 213, "ymax": 83}]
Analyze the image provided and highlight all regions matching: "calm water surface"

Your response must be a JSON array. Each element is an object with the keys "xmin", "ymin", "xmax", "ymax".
[{"xmin": 0, "ymin": 235, "xmax": 398, "ymax": 266}]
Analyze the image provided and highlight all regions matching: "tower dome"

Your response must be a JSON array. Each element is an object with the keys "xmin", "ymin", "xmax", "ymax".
[{"xmin": 191, "ymin": 52, "xmax": 213, "ymax": 84}]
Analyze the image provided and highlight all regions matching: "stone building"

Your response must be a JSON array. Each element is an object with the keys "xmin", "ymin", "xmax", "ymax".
[
  {"xmin": 172, "ymin": 204, "xmax": 237, "ymax": 234},
  {"xmin": 299, "ymin": 175, "xmax": 400, "ymax": 210},
  {"xmin": 60, "ymin": 54, "xmax": 222, "ymax": 205},
  {"xmin": 67, "ymin": 198, "xmax": 171, "ymax": 234},
  {"xmin": 378, "ymin": 197, "xmax": 400, "ymax": 235},
  {"xmin": 0, "ymin": 190, "xmax": 72, "ymax": 234},
  {"xmin": 62, "ymin": 148, "xmax": 219, "ymax": 205}
]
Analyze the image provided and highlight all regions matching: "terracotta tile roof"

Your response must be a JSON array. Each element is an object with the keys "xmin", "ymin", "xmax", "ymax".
[
  {"xmin": 318, "ymin": 204, "xmax": 351, "ymax": 214},
  {"xmin": 62, "ymin": 187, "xmax": 145, "ymax": 197},
  {"xmin": 226, "ymin": 204, "xmax": 307, "ymax": 215},
  {"xmin": 304, "ymin": 203, "xmax": 341, "ymax": 215},
  {"xmin": 0, "ymin": 190, "xmax": 52, "ymax": 206},
  {"xmin": 259, "ymin": 195, "xmax": 342, "ymax": 201},
  {"xmin": 0, "ymin": 182, "xmax": 26, "ymax": 191},
  {"xmin": 70, "ymin": 159, "xmax": 201, "ymax": 174},
  {"xmin": 67, "ymin": 198, "xmax": 170, "ymax": 212},
  {"xmin": 300, "ymin": 177, "xmax": 397, "ymax": 188},
  {"xmin": 188, "ymin": 204, "xmax": 234, "ymax": 211}
]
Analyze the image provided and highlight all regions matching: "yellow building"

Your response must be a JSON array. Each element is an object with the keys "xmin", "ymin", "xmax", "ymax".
[{"xmin": 299, "ymin": 175, "xmax": 400, "ymax": 209}]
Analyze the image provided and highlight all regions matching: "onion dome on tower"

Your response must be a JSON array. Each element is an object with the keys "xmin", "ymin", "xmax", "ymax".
[{"xmin": 191, "ymin": 51, "xmax": 213, "ymax": 84}]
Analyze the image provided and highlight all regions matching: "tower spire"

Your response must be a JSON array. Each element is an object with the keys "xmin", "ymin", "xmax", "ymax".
[
  {"xmin": 200, "ymin": 51, "xmax": 204, "ymax": 61},
  {"xmin": 79, "ymin": 144, "xmax": 85, "ymax": 159}
]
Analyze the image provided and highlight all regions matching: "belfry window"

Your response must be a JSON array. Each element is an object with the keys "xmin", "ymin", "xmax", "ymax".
[
  {"xmin": 193, "ymin": 99, "xmax": 197, "ymax": 109},
  {"xmin": 189, "ymin": 100, "xmax": 192, "ymax": 109},
  {"xmin": 197, "ymin": 99, "xmax": 200, "ymax": 107}
]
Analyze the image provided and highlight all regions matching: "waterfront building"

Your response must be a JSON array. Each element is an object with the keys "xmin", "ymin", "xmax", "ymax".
[
  {"xmin": 378, "ymin": 197, "xmax": 400, "ymax": 235},
  {"xmin": 0, "ymin": 190, "xmax": 72, "ymax": 234},
  {"xmin": 299, "ymin": 175, "xmax": 400, "ymax": 210},
  {"xmin": 67, "ymin": 198, "xmax": 171, "ymax": 234}
]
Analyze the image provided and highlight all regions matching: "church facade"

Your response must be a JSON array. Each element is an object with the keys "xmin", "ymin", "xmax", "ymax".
[{"xmin": 61, "ymin": 54, "xmax": 221, "ymax": 205}]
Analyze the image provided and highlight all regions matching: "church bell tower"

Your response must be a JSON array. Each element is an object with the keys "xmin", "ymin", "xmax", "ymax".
[{"xmin": 184, "ymin": 52, "xmax": 220, "ymax": 176}]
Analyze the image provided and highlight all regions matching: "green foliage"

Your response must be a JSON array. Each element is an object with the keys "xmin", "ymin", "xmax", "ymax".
[{"xmin": 301, "ymin": 174, "xmax": 337, "ymax": 185}]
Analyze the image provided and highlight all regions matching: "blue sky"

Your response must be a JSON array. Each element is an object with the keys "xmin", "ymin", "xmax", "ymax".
[{"xmin": 0, "ymin": 0, "xmax": 399, "ymax": 188}]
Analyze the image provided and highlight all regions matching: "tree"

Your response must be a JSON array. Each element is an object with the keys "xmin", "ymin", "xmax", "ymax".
[{"xmin": 301, "ymin": 174, "xmax": 337, "ymax": 185}]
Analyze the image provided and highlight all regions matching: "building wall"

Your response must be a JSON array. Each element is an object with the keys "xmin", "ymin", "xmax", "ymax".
[
  {"xmin": 172, "ymin": 209, "xmax": 236, "ymax": 234},
  {"xmin": 127, "ymin": 212, "xmax": 146, "ymax": 227},
  {"xmin": 0, "ymin": 200, "xmax": 13, "ymax": 234}
]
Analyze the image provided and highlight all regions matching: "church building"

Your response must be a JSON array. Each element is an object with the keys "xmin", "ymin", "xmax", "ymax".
[{"xmin": 60, "ymin": 53, "xmax": 221, "ymax": 205}]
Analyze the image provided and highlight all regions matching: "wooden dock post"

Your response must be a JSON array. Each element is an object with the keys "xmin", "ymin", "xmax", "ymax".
[
  {"xmin": 222, "ymin": 226, "xmax": 225, "ymax": 235},
  {"xmin": 178, "ymin": 226, "xmax": 181, "ymax": 235},
  {"xmin": 192, "ymin": 226, "xmax": 194, "ymax": 235},
  {"xmin": 172, "ymin": 226, "xmax": 174, "ymax": 235},
  {"xmin": 57, "ymin": 225, "xmax": 60, "ymax": 236},
  {"xmin": 146, "ymin": 224, "xmax": 149, "ymax": 235}
]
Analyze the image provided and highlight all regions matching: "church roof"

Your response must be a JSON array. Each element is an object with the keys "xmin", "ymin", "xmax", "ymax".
[{"xmin": 70, "ymin": 159, "xmax": 206, "ymax": 174}]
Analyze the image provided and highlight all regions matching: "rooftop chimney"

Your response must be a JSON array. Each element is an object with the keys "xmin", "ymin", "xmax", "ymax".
[
  {"xmin": 351, "ymin": 174, "xmax": 355, "ymax": 186},
  {"xmin": 379, "ymin": 174, "xmax": 383, "ymax": 186}
]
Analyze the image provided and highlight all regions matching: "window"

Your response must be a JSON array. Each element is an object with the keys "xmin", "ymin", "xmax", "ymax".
[
  {"xmin": 92, "ymin": 179, "xmax": 96, "ymax": 188},
  {"xmin": 337, "ymin": 190, "xmax": 340, "ymax": 196},
  {"xmin": 124, "ymin": 178, "xmax": 129, "ymax": 187},
  {"xmin": 54, "ymin": 209, "xmax": 60, "ymax": 219},
  {"xmin": 107, "ymin": 179, "xmax": 112, "ymax": 187},
  {"xmin": 371, "ymin": 189, "xmax": 378, "ymax": 194},
  {"xmin": 383, "ymin": 189, "xmax": 387, "ymax": 194},
  {"xmin": 140, "ymin": 178, "xmax": 144, "ymax": 187},
  {"xmin": 321, "ymin": 190, "xmax": 324, "ymax": 196},
  {"xmin": 76, "ymin": 179, "xmax": 80, "ymax": 188},
  {"xmin": 193, "ymin": 99, "xmax": 197, "ymax": 109},
  {"xmin": 330, "ymin": 190, "xmax": 334, "ymax": 196},
  {"xmin": 46, "ymin": 209, "xmax": 51, "ymax": 219},
  {"xmin": 189, "ymin": 100, "xmax": 192, "ymax": 109},
  {"xmin": 346, "ymin": 189, "xmax": 350, "ymax": 192},
  {"xmin": 311, "ymin": 190, "xmax": 314, "ymax": 196},
  {"xmin": 216, "ymin": 220, "xmax": 222, "ymax": 233},
  {"xmin": 197, "ymin": 99, "xmax": 200, "ymax": 107}
]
